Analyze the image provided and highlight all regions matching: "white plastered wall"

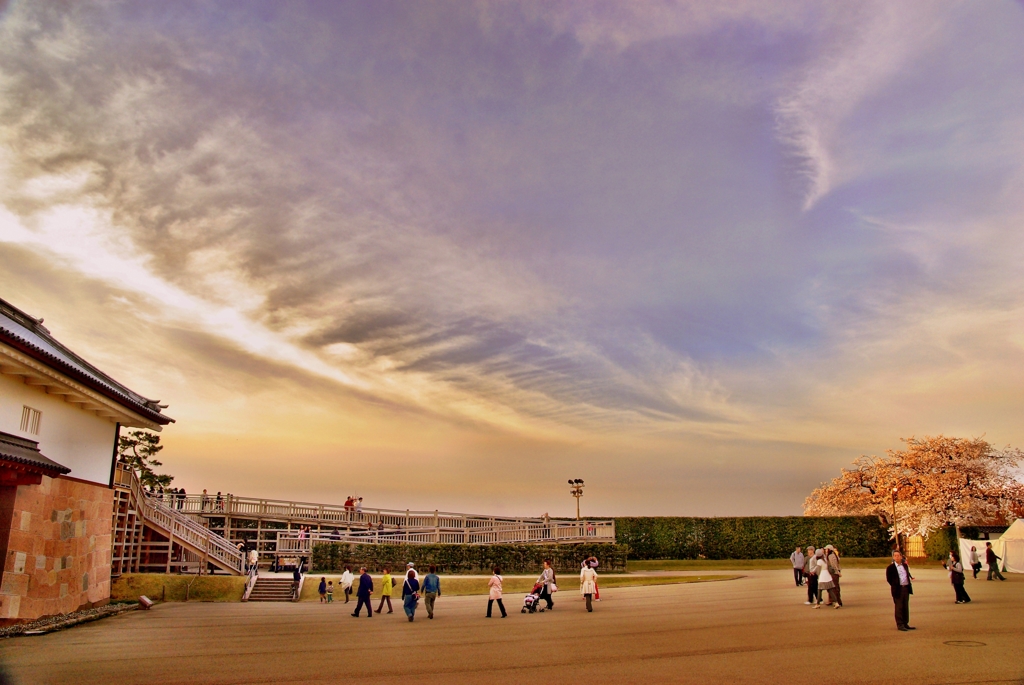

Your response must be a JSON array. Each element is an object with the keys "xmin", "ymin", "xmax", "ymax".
[{"xmin": 0, "ymin": 373, "xmax": 116, "ymax": 485}]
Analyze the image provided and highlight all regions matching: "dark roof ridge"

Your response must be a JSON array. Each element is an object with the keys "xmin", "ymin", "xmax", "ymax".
[
  {"xmin": 0, "ymin": 430, "xmax": 71, "ymax": 475},
  {"xmin": 0, "ymin": 297, "xmax": 173, "ymax": 425}
]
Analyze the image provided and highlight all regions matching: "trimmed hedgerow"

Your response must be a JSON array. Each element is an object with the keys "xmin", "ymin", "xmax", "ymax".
[
  {"xmin": 311, "ymin": 542, "xmax": 627, "ymax": 574},
  {"xmin": 613, "ymin": 516, "xmax": 890, "ymax": 560},
  {"xmin": 924, "ymin": 526, "xmax": 958, "ymax": 561}
]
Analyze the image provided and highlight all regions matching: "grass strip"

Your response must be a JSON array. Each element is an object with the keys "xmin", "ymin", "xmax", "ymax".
[
  {"xmin": 299, "ymin": 573, "xmax": 739, "ymax": 601},
  {"xmin": 112, "ymin": 573, "xmax": 247, "ymax": 602}
]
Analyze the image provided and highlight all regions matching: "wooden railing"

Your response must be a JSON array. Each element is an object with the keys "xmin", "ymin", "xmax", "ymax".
[
  {"xmin": 114, "ymin": 463, "xmax": 245, "ymax": 575},
  {"xmin": 159, "ymin": 492, "xmax": 559, "ymax": 530},
  {"xmin": 275, "ymin": 519, "xmax": 616, "ymax": 553}
]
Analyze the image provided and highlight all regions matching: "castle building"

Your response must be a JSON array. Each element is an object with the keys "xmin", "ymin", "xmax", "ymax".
[{"xmin": 0, "ymin": 297, "xmax": 172, "ymax": 622}]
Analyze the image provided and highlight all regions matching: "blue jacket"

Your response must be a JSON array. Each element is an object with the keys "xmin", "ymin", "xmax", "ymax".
[
  {"xmin": 357, "ymin": 572, "xmax": 374, "ymax": 597},
  {"xmin": 422, "ymin": 573, "xmax": 441, "ymax": 594}
]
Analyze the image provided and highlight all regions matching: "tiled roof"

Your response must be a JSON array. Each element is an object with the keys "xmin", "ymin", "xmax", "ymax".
[
  {"xmin": 0, "ymin": 431, "xmax": 71, "ymax": 476},
  {"xmin": 0, "ymin": 298, "xmax": 173, "ymax": 425}
]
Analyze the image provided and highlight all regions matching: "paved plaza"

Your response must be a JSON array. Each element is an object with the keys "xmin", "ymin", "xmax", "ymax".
[{"xmin": 1, "ymin": 568, "xmax": 1020, "ymax": 685}]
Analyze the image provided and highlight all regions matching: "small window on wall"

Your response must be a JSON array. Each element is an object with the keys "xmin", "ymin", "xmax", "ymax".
[{"xmin": 20, "ymin": 406, "xmax": 41, "ymax": 435}]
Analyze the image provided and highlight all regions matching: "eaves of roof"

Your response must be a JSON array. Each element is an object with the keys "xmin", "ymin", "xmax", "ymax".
[
  {"xmin": 0, "ymin": 299, "xmax": 173, "ymax": 426},
  {"xmin": 0, "ymin": 431, "xmax": 71, "ymax": 476}
]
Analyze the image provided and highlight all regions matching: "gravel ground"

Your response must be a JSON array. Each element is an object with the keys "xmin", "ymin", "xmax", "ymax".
[{"xmin": 0, "ymin": 602, "xmax": 138, "ymax": 639}]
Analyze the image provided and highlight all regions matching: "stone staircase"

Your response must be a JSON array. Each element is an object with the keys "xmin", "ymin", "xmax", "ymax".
[{"xmin": 247, "ymin": 577, "xmax": 297, "ymax": 602}]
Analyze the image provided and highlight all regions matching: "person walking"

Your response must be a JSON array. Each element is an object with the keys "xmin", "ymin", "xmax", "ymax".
[
  {"xmin": 968, "ymin": 545, "xmax": 982, "ymax": 579},
  {"xmin": 588, "ymin": 557, "xmax": 601, "ymax": 601},
  {"xmin": 803, "ymin": 545, "xmax": 819, "ymax": 606},
  {"xmin": 376, "ymin": 567, "xmax": 394, "ymax": 614},
  {"xmin": 352, "ymin": 567, "xmax": 374, "ymax": 617},
  {"xmin": 341, "ymin": 566, "xmax": 354, "ymax": 603},
  {"xmin": 486, "ymin": 567, "xmax": 507, "ymax": 618},
  {"xmin": 885, "ymin": 550, "xmax": 915, "ymax": 631},
  {"xmin": 327, "ymin": 580, "xmax": 334, "ymax": 603},
  {"xmin": 318, "ymin": 577, "xmax": 328, "ymax": 603},
  {"xmin": 985, "ymin": 542, "xmax": 1006, "ymax": 581},
  {"xmin": 402, "ymin": 569, "xmax": 420, "ymax": 622},
  {"xmin": 580, "ymin": 562, "xmax": 598, "ymax": 612},
  {"xmin": 825, "ymin": 545, "xmax": 843, "ymax": 607},
  {"xmin": 790, "ymin": 546, "xmax": 805, "ymax": 587},
  {"xmin": 422, "ymin": 565, "xmax": 441, "ymax": 619},
  {"xmin": 944, "ymin": 551, "xmax": 971, "ymax": 604},
  {"xmin": 536, "ymin": 559, "xmax": 556, "ymax": 611}
]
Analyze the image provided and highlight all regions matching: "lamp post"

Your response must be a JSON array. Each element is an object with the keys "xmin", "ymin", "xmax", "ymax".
[
  {"xmin": 568, "ymin": 479, "xmax": 585, "ymax": 521},
  {"xmin": 891, "ymin": 485, "xmax": 900, "ymax": 554}
]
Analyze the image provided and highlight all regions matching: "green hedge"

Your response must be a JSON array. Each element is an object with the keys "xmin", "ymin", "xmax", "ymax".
[
  {"xmin": 924, "ymin": 526, "xmax": 958, "ymax": 561},
  {"xmin": 311, "ymin": 543, "xmax": 627, "ymax": 574},
  {"xmin": 613, "ymin": 516, "xmax": 890, "ymax": 559}
]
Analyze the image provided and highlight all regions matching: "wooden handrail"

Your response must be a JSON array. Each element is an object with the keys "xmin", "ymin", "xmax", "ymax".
[
  {"xmin": 164, "ymin": 492, "xmax": 567, "ymax": 526},
  {"xmin": 115, "ymin": 463, "xmax": 244, "ymax": 574}
]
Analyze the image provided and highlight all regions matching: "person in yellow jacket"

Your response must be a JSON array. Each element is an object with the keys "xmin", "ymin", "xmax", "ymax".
[{"xmin": 375, "ymin": 566, "xmax": 394, "ymax": 614}]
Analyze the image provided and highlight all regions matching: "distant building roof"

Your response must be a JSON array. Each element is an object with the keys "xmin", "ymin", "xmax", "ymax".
[
  {"xmin": 0, "ymin": 431, "xmax": 70, "ymax": 477},
  {"xmin": 0, "ymin": 297, "xmax": 173, "ymax": 426}
]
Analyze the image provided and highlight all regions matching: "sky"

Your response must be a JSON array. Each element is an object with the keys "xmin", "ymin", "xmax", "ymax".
[{"xmin": 1, "ymin": 0, "xmax": 1023, "ymax": 517}]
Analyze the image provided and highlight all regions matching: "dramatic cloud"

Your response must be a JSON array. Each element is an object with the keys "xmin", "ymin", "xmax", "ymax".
[{"xmin": 1, "ymin": 0, "xmax": 1022, "ymax": 514}]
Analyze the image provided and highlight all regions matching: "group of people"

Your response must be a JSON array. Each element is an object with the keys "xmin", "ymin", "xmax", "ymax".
[
  {"xmin": 156, "ymin": 486, "xmax": 187, "ymax": 509},
  {"xmin": 789, "ymin": 544, "xmax": 844, "ymax": 609},
  {"xmin": 342, "ymin": 496, "xmax": 364, "ymax": 516},
  {"xmin": 325, "ymin": 562, "xmax": 441, "ymax": 621},
  {"xmin": 965, "ymin": 542, "xmax": 1006, "ymax": 581},
  {"xmin": 312, "ymin": 558, "xmax": 601, "ymax": 621},
  {"xmin": 803, "ymin": 540, "xmax": 1011, "ymax": 633}
]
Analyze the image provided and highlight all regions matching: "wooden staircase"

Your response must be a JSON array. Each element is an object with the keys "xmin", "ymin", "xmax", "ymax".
[
  {"xmin": 246, "ymin": 577, "xmax": 298, "ymax": 602},
  {"xmin": 112, "ymin": 463, "xmax": 245, "ymax": 576}
]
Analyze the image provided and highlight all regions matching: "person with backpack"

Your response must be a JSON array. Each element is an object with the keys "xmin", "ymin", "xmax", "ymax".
[{"xmin": 376, "ymin": 567, "xmax": 394, "ymax": 614}]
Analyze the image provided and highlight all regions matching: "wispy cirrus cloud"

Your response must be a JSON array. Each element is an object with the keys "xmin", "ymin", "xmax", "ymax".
[{"xmin": 1, "ymin": 0, "xmax": 1023, "ymax": 514}]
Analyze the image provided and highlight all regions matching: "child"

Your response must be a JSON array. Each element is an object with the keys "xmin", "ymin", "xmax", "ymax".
[
  {"xmin": 327, "ymin": 580, "xmax": 334, "ymax": 603},
  {"xmin": 318, "ymin": 577, "xmax": 327, "ymax": 603}
]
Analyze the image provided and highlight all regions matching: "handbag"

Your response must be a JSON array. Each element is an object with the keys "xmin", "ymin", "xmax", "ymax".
[{"xmin": 550, "ymin": 583, "xmax": 558, "ymax": 593}]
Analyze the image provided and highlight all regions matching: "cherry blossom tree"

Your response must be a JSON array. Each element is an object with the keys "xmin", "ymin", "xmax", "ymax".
[{"xmin": 804, "ymin": 436, "xmax": 1024, "ymax": 538}]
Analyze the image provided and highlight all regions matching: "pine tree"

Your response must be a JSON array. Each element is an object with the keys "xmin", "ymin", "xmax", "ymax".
[{"xmin": 118, "ymin": 429, "xmax": 173, "ymax": 490}]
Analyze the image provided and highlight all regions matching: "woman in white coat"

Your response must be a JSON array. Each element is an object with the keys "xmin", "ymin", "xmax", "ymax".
[
  {"xmin": 815, "ymin": 549, "xmax": 839, "ymax": 609},
  {"xmin": 580, "ymin": 563, "xmax": 598, "ymax": 612}
]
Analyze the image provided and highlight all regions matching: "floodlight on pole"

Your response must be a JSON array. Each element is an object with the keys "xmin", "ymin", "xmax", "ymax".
[{"xmin": 569, "ymin": 479, "xmax": 585, "ymax": 520}]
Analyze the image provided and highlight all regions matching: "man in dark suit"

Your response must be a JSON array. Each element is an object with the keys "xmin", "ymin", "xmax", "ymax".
[
  {"xmin": 885, "ymin": 550, "xmax": 915, "ymax": 631},
  {"xmin": 352, "ymin": 567, "xmax": 374, "ymax": 617}
]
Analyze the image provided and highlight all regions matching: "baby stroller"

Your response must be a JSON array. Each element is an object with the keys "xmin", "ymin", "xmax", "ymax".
[{"xmin": 522, "ymin": 583, "xmax": 544, "ymax": 613}]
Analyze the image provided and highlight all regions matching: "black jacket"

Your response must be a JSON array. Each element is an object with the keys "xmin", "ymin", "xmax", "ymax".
[{"xmin": 885, "ymin": 562, "xmax": 913, "ymax": 598}]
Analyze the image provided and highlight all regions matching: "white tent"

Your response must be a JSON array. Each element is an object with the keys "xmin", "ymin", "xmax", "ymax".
[
  {"xmin": 959, "ymin": 519, "xmax": 1024, "ymax": 574},
  {"xmin": 998, "ymin": 519, "xmax": 1024, "ymax": 573}
]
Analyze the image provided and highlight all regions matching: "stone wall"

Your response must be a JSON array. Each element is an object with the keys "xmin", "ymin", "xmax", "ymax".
[{"xmin": 0, "ymin": 475, "xmax": 113, "ymax": 622}]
